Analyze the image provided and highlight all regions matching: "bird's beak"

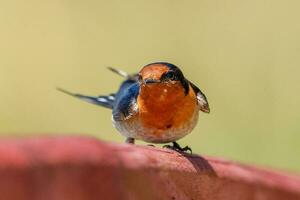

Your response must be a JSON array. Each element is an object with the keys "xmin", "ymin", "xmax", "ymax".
[{"xmin": 143, "ymin": 78, "xmax": 160, "ymax": 84}]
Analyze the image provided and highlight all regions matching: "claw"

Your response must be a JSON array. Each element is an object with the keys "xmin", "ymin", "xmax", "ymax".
[
  {"xmin": 163, "ymin": 142, "xmax": 192, "ymax": 154},
  {"xmin": 125, "ymin": 137, "xmax": 135, "ymax": 144}
]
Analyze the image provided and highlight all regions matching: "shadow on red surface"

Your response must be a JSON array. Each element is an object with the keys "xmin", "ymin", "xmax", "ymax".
[{"xmin": 0, "ymin": 136, "xmax": 299, "ymax": 200}]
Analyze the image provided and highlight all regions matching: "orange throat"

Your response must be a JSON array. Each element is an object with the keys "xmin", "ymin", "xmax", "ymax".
[{"xmin": 137, "ymin": 83, "xmax": 197, "ymax": 133}]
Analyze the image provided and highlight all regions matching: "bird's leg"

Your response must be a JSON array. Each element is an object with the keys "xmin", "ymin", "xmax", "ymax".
[
  {"xmin": 163, "ymin": 142, "xmax": 192, "ymax": 153},
  {"xmin": 125, "ymin": 137, "xmax": 135, "ymax": 144}
]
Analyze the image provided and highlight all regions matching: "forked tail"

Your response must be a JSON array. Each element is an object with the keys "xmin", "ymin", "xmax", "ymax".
[
  {"xmin": 57, "ymin": 67, "xmax": 134, "ymax": 109},
  {"xmin": 57, "ymin": 87, "xmax": 115, "ymax": 109}
]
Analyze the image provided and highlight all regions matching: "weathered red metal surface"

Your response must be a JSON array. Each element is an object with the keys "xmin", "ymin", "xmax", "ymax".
[{"xmin": 0, "ymin": 136, "xmax": 299, "ymax": 200}]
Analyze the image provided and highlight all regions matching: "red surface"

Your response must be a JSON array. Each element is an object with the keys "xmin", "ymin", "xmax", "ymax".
[{"xmin": 0, "ymin": 136, "xmax": 299, "ymax": 200}]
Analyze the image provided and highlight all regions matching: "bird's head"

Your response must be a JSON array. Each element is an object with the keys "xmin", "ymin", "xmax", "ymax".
[{"xmin": 138, "ymin": 62, "xmax": 189, "ymax": 94}]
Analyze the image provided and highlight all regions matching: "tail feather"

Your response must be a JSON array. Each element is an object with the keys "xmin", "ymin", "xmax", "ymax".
[
  {"xmin": 57, "ymin": 87, "xmax": 114, "ymax": 109},
  {"xmin": 107, "ymin": 67, "xmax": 129, "ymax": 78},
  {"xmin": 57, "ymin": 67, "xmax": 137, "ymax": 109},
  {"xmin": 107, "ymin": 66, "xmax": 139, "ymax": 81}
]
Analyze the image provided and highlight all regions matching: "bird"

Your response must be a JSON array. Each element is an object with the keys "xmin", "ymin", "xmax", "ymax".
[{"xmin": 57, "ymin": 62, "xmax": 210, "ymax": 152}]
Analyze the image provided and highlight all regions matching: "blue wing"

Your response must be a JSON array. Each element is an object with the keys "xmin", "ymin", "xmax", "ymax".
[{"xmin": 112, "ymin": 82, "xmax": 140, "ymax": 121}]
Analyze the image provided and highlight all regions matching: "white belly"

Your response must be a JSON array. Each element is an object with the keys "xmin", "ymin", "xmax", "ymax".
[{"xmin": 112, "ymin": 107, "xmax": 199, "ymax": 143}]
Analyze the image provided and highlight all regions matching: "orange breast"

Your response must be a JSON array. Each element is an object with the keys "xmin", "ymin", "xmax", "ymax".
[{"xmin": 137, "ymin": 83, "xmax": 197, "ymax": 136}]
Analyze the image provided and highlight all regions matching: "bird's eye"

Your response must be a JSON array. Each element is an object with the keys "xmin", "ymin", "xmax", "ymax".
[{"xmin": 163, "ymin": 71, "xmax": 175, "ymax": 80}]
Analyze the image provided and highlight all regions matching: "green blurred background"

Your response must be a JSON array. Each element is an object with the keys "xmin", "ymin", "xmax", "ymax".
[{"xmin": 1, "ymin": 0, "xmax": 300, "ymax": 172}]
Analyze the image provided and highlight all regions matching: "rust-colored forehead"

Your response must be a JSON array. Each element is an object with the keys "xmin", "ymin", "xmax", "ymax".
[{"xmin": 139, "ymin": 64, "xmax": 170, "ymax": 80}]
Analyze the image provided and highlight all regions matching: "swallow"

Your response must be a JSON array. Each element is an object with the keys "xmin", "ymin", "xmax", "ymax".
[{"xmin": 57, "ymin": 62, "xmax": 210, "ymax": 153}]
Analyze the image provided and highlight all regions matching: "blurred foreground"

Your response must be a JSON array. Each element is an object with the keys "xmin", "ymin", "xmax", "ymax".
[{"xmin": 0, "ymin": 136, "xmax": 300, "ymax": 200}]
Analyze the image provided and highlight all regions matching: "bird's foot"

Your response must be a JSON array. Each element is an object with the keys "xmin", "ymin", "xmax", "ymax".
[
  {"xmin": 125, "ymin": 137, "xmax": 135, "ymax": 144},
  {"xmin": 163, "ymin": 142, "xmax": 192, "ymax": 154}
]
